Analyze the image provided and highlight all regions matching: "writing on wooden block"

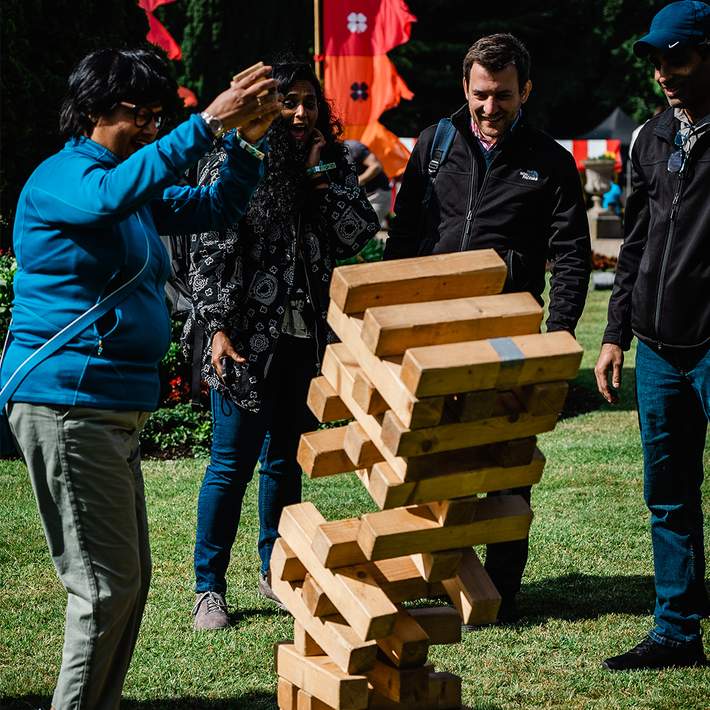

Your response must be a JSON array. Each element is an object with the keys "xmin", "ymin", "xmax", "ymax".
[
  {"xmin": 442, "ymin": 548, "xmax": 501, "ymax": 625},
  {"xmin": 298, "ymin": 427, "xmax": 355, "ymax": 478},
  {"xmin": 277, "ymin": 643, "xmax": 369, "ymax": 710},
  {"xmin": 329, "ymin": 249, "xmax": 506, "ymax": 314},
  {"xmin": 361, "ymin": 292, "xmax": 543, "ymax": 356},
  {"xmin": 278, "ymin": 503, "xmax": 398, "ymax": 641},
  {"xmin": 400, "ymin": 331, "xmax": 583, "ymax": 398},
  {"xmin": 308, "ymin": 376, "xmax": 353, "ymax": 423}
]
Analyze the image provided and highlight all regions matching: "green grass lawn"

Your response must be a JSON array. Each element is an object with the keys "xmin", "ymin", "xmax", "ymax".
[{"xmin": 1, "ymin": 283, "xmax": 709, "ymax": 709}]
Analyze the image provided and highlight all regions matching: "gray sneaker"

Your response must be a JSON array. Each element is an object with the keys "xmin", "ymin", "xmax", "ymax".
[
  {"xmin": 192, "ymin": 591, "xmax": 229, "ymax": 630},
  {"xmin": 258, "ymin": 571, "xmax": 287, "ymax": 611}
]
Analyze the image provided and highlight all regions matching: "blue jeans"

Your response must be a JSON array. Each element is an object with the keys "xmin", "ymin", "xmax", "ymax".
[
  {"xmin": 194, "ymin": 335, "xmax": 318, "ymax": 594},
  {"xmin": 636, "ymin": 340, "xmax": 710, "ymax": 647}
]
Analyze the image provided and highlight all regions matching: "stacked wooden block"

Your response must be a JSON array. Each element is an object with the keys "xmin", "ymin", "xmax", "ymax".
[{"xmin": 274, "ymin": 250, "xmax": 583, "ymax": 710}]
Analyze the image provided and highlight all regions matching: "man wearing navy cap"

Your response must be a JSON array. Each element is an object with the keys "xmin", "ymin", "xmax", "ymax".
[{"xmin": 595, "ymin": 1, "xmax": 710, "ymax": 671}]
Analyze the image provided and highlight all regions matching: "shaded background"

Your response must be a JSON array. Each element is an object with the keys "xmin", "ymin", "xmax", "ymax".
[{"xmin": 0, "ymin": 0, "xmax": 667, "ymax": 247}]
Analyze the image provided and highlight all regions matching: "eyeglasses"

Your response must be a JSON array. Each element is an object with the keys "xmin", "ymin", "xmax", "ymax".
[
  {"xmin": 667, "ymin": 129, "xmax": 688, "ymax": 173},
  {"xmin": 118, "ymin": 101, "xmax": 163, "ymax": 129}
]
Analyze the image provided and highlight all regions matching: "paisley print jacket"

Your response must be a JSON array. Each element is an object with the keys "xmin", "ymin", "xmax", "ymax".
[{"xmin": 182, "ymin": 149, "xmax": 379, "ymax": 412}]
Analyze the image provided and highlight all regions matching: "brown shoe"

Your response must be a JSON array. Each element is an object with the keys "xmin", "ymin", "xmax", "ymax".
[
  {"xmin": 258, "ymin": 571, "xmax": 287, "ymax": 611},
  {"xmin": 192, "ymin": 591, "xmax": 229, "ymax": 630}
]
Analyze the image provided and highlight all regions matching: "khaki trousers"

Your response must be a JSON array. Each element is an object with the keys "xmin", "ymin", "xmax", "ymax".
[{"xmin": 9, "ymin": 403, "xmax": 151, "ymax": 710}]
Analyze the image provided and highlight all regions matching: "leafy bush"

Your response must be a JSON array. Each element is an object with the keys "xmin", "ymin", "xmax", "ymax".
[
  {"xmin": 0, "ymin": 248, "xmax": 17, "ymax": 337},
  {"xmin": 140, "ymin": 402, "xmax": 210, "ymax": 459}
]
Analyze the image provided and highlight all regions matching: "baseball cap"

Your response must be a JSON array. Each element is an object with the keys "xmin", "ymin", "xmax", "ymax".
[{"xmin": 634, "ymin": 1, "xmax": 710, "ymax": 57}]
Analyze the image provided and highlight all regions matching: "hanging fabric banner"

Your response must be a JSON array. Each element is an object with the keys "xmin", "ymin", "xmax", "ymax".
[{"xmin": 324, "ymin": 0, "xmax": 416, "ymax": 177}]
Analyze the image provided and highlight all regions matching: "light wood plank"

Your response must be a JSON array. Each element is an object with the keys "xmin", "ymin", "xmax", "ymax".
[
  {"xmin": 376, "ymin": 609, "xmax": 430, "ymax": 669},
  {"xmin": 400, "ymin": 330, "xmax": 583, "ymax": 398},
  {"xmin": 302, "ymin": 574, "xmax": 338, "ymax": 617},
  {"xmin": 313, "ymin": 518, "xmax": 368, "ymax": 568},
  {"xmin": 271, "ymin": 538, "xmax": 307, "ymax": 582},
  {"xmin": 442, "ymin": 548, "xmax": 501, "ymax": 625},
  {"xmin": 366, "ymin": 659, "xmax": 433, "ymax": 705},
  {"xmin": 297, "ymin": 427, "xmax": 355, "ymax": 478},
  {"xmin": 307, "ymin": 376, "xmax": 353, "ymax": 422},
  {"xmin": 343, "ymin": 421, "xmax": 385, "ymax": 468},
  {"xmin": 296, "ymin": 690, "xmax": 334, "ymax": 710},
  {"xmin": 410, "ymin": 550, "xmax": 464, "ymax": 582},
  {"xmin": 329, "ymin": 249, "xmax": 506, "ymax": 314},
  {"xmin": 409, "ymin": 607, "xmax": 462, "ymax": 645},
  {"xmin": 294, "ymin": 620, "xmax": 325, "ymax": 657},
  {"xmin": 278, "ymin": 677, "xmax": 299, "ymax": 710},
  {"xmin": 278, "ymin": 503, "xmax": 398, "ymax": 641},
  {"xmin": 361, "ymin": 292, "xmax": 542, "ymax": 356}
]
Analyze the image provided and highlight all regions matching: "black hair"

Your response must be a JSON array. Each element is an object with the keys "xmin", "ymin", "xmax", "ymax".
[
  {"xmin": 463, "ymin": 33, "xmax": 531, "ymax": 89},
  {"xmin": 59, "ymin": 47, "xmax": 179, "ymax": 139}
]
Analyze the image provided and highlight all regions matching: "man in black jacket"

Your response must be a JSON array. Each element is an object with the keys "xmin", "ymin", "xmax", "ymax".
[
  {"xmin": 595, "ymin": 0, "xmax": 710, "ymax": 672},
  {"xmin": 385, "ymin": 33, "xmax": 591, "ymax": 621}
]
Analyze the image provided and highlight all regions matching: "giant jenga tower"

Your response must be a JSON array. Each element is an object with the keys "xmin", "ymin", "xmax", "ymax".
[{"xmin": 273, "ymin": 250, "xmax": 583, "ymax": 710}]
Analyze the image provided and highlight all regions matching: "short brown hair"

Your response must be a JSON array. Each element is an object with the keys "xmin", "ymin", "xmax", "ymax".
[{"xmin": 463, "ymin": 33, "xmax": 531, "ymax": 89}]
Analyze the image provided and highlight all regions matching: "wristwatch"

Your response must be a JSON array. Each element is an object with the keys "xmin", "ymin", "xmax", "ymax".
[{"xmin": 200, "ymin": 111, "xmax": 225, "ymax": 138}]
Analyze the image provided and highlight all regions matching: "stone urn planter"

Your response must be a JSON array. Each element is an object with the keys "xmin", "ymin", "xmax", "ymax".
[{"xmin": 583, "ymin": 158, "xmax": 615, "ymax": 196}]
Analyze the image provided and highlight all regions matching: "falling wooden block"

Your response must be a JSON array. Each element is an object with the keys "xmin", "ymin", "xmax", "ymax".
[
  {"xmin": 411, "ymin": 550, "xmax": 464, "ymax": 582},
  {"xmin": 278, "ymin": 677, "xmax": 299, "ymax": 710},
  {"xmin": 343, "ymin": 422, "xmax": 386, "ymax": 468},
  {"xmin": 297, "ymin": 427, "xmax": 356, "ymax": 478},
  {"xmin": 367, "ymin": 658, "xmax": 434, "ymax": 705},
  {"xmin": 442, "ymin": 548, "xmax": 501, "ymax": 625},
  {"xmin": 276, "ymin": 643, "xmax": 369, "ymax": 710},
  {"xmin": 376, "ymin": 609, "xmax": 430, "ymax": 668},
  {"xmin": 308, "ymin": 376, "xmax": 353, "ymax": 423},
  {"xmin": 271, "ymin": 538, "xmax": 308, "ymax": 582},
  {"xmin": 380, "ymin": 406, "xmax": 559, "ymax": 458},
  {"xmin": 271, "ymin": 556, "xmax": 377, "ymax": 675},
  {"xmin": 361, "ymin": 450, "xmax": 546, "ymax": 510},
  {"xmin": 278, "ymin": 503, "xmax": 398, "ymax": 641},
  {"xmin": 400, "ymin": 331, "xmax": 583, "ymax": 398},
  {"xmin": 409, "ymin": 607, "xmax": 462, "ymax": 645},
  {"xmin": 313, "ymin": 518, "xmax": 368, "ymax": 568},
  {"xmin": 356, "ymin": 496, "xmax": 533, "ymax": 564},
  {"xmin": 361, "ymin": 292, "xmax": 543, "ymax": 356},
  {"xmin": 329, "ymin": 249, "xmax": 506, "ymax": 314}
]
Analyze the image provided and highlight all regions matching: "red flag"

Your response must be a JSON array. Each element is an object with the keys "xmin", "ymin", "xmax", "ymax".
[
  {"xmin": 178, "ymin": 86, "xmax": 198, "ymax": 108},
  {"xmin": 324, "ymin": 0, "xmax": 415, "ymax": 177},
  {"xmin": 137, "ymin": 0, "xmax": 182, "ymax": 61}
]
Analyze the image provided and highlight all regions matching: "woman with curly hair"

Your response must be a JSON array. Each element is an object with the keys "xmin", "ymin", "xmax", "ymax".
[{"xmin": 184, "ymin": 61, "xmax": 379, "ymax": 629}]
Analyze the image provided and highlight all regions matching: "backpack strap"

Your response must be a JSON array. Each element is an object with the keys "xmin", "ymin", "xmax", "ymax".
[
  {"xmin": 422, "ymin": 118, "xmax": 456, "ymax": 210},
  {"xmin": 0, "ymin": 217, "xmax": 153, "ymax": 410}
]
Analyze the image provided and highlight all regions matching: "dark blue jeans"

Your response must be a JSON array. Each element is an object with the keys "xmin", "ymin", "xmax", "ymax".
[
  {"xmin": 194, "ymin": 335, "xmax": 318, "ymax": 595},
  {"xmin": 636, "ymin": 340, "xmax": 710, "ymax": 647}
]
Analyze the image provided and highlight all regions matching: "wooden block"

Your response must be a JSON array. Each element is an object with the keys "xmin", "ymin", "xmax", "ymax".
[
  {"xmin": 444, "ymin": 389, "xmax": 498, "ymax": 422},
  {"xmin": 442, "ymin": 548, "xmax": 501, "ymax": 625},
  {"xmin": 356, "ymin": 496, "xmax": 532, "ymax": 563},
  {"xmin": 367, "ymin": 659, "xmax": 433, "ymax": 705},
  {"xmin": 411, "ymin": 550, "xmax": 464, "ymax": 582},
  {"xmin": 352, "ymin": 371, "xmax": 388, "ymax": 415},
  {"xmin": 361, "ymin": 292, "xmax": 543, "ymax": 356},
  {"xmin": 428, "ymin": 671, "xmax": 462, "ymax": 709},
  {"xmin": 272, "ymin": 559, "xmax": 377, "ymax": 675},
  {"xmin": 370, "ymin": 450, "xmax": 545, "ymax": 509},
  {"xmin": 295, "ymin": 621, "xmax": 325, "ymax": 657},
  {"xmin": 271, "ymin": 538, "xmax": 308, "ymax": 582},
  {"xmin": 343, "ymin": 422, "xmax": 385, "ymax": 468},
  {"xmin": 297, "ymin": 427, "xmax": 356, "ymax": 478},
  {"xmin": 329, "ymin": 249, "xmax": 506, "ymax": 314},
  {"xmin": 297, "ymin": 690, "xmax": 335, "ymax": 710},
  {"xmin": 278, "ymin": 503, "xmax": 398, "ymax": 641},
  {"xmin": 326, "ymin": 306, "xmax": 443, "ymax": 429},
  {"xmin": 428, "ymin": 497, "xmax": 479, "ymax": 526},
  {"xmin": 376, "ymin": 609, "xmax": 430, "ymax": 668},
  {"xmin": 308, "ymin": 376, "xmax": 353, "ymax": 422},
  {"xmin": 515, "ymin": 380, "xmax": 569, "ymax": 416},
  {"xmin": 380, "ymin": 406, "xmax": 558, "ymax": 458},
  {"xmin": 400, "ymin": 330, "xmax": 583, "ymax": 398},
  {"xmin": 409, "ymin": 607, "xmax": 462, "ymax": 645},
  {"xmin": 276, "ymin": 643, "xmax": 369, "ymax": 709},
  {"xmin": 302, "ymin": 574, "xmax": 338, "ymax": 617},
  {"xmin": 313, "ymin": 518, "xmax": 368, "ymax": 568},
  {"xmin": 278, "ymin": 677, "xmax": 299, "ymax": 710}
]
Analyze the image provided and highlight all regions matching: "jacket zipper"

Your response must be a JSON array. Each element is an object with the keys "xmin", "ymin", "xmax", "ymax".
[
  {"xmin": 462, "ymin": 150, "xmax": 500, "ymax": 252},
  {"xmin": 300, "ymin": 219, "xmax": 323, "ymax": 373},
  {"xmin": 458, "ymin": 147, "xmax": 477, "ymax": 251},
  {"xmin": 653, "ymin": 169, "xmax": 685, "ymax": 349}
]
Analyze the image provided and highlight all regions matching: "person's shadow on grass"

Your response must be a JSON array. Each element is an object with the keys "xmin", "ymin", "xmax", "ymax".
[{"xmin": 559, "ymin": 368, "xmax": 637, "ymax": 419}]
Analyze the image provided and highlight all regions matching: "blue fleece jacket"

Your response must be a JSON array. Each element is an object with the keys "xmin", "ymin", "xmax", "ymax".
[{"xmin": 1, "ymin": 114, "xmax": 262, "ymax": 411}]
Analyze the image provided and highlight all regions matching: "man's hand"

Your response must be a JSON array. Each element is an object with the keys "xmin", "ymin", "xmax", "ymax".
[
  {"xmin": 211, "ymin": 330, "xmax": 246, "ymax": 380},
  {"xmin": 594, "ymin": 343, "xmax": 624, "ymax": 404},
  {"xmin": 239, "ymin": 106, "xmax": 281, "ymax": 143}
]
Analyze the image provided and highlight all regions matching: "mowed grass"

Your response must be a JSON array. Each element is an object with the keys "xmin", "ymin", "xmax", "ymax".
[{"xmin": 1, "ymin": 283, "xmax": 709, "ymax": 709}]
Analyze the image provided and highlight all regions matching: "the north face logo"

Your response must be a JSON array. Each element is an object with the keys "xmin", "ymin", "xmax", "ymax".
[{"xmin": 520, "ymin": 169, "xmax": 539, "ymax": 181}]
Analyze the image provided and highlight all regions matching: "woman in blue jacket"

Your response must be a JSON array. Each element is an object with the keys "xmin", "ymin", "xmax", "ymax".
[{"xmin": 0, "ymin": 48, "xmax": 279, "ymax": 709}]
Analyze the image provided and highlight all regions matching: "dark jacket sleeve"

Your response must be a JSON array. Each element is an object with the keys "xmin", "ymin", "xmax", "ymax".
[
  {"xmin": 307, "ymin": 158, "xmax": 379, "ymax": 260},
  {"xmin": 602, "ymin": 144, "xmax": 649, "ymax": 349},
  {"xmin": 383, "ymin": 129, "xmax": 432, "ymax": 260},
  {"xmin": 545, "ymin": 150, "xmax": 592, "ymax": 335}
]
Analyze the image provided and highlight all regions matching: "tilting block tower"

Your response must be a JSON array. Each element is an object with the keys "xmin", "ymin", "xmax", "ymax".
[{"xmin": 273, "ymin": 250, "xmax": 583, "ymax": 709}]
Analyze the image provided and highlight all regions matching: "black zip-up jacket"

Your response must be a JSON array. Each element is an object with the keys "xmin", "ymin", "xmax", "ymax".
[
  {"xmin": 385, "ymin": 105, "xmax": 591, "ymax": 334},
  {"xmin": 604, "ymin": 108, "xmax": 710, "ymax": 352}
]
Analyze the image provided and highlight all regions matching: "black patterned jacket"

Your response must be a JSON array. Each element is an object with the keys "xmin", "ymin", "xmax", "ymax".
[{"xmin": 182, "ymin": 147, "xmax": 378, "ymax": 412}]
